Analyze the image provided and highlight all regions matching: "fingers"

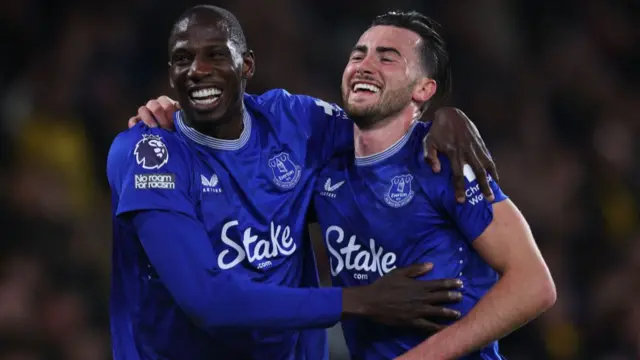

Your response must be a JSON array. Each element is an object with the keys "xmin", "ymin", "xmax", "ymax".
[
  {"xmin": 421, "ymin": 291, "xmax": 463, "ymax": 305},
  {"xmin": 470, "ymin": 122, "xmax": 499, "ymax": 183},
  {"xmin": 426, "ymin": 146, "xmax": 441, "ymax": 173},
  {"xmin": 476, "ymin": 173, "xmax": 494, "ymax": 202},
  {"xmin": 422, "ymin": 135, "xmax": 441, "ymax": 173},
  {"xmin": 476, "ymin": 141, "xmax": 500, "ymax": 183},
  {"xmin": 157, "ymin": 96, "xmax": 180, "ymax": 130},
  {"xmin": 421, "ymin": 278, "xmax": 463, "ymax": 292},
  {"xmin": 480, "ymin": 147, "xmax": 500, "ymax": 182},
  {"xmin": 488, "ymin": 163, "xmax": 499, "ymax": 183},
  {"xmin": 469, "ymin": 152, "xmax": 494, "ymax": 202},
  {"xmin": 393, "ymin": 263, "xmax": 433, "ymax": 278},
  {"xmin": 144, "ymin": 100, "xmax": 170, "ymax": 129},
  {"xmin": 485, "ymin": 156, "xmax": 499, "ymax": 183},
  {"xmin": 419, "ymin": 304, "xmax": 462, "ymax": 319},
  {"xmin": 138, "ymin": 106, "xmax": 158, "ymax": 128},
  {"xmin": 448, "ymin": 152, "xmax": 466, "ymax": 203},
  {"xmin": 157, "ymin": 96, "xmax": 179, "ymax": 111},
  {"xmin": 128, "ymin": 116, "xmax": 140, "ymax": 128}
]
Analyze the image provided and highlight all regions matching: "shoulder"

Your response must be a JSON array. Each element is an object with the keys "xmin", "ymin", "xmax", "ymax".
[
  {"xmin": 107, "ymin": 123, "xmax": 189, "ymax": 176},
  {"xmin": 405, "ymin": 121, "xmax": 436, "ymax": 173},
  {"xmin": 109, "ymin": 123, "xmax": 184, "ymax": 157},
  {"xmin": 405, "ymin": 122, "xmax": 453, "ymax": 194},
  {"xmin": 247, "ymin": 89, "xmax": 345, "ymax": 122},
  {"xmin": 250, "ymin": 88, "xmax": 316, "ymax": 108},
  {"xmin": 246, "ymin": 88, "xmax": 304, "ymax": 112}
]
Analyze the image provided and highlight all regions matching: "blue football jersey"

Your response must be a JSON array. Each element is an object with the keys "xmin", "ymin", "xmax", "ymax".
[
  {"xmin": 313, "ymin": 121, "xmax": 508, "ymax": 360},
  {"xmin": 107, "ymin": 89, "xmax": 353, "ymax": 360}
]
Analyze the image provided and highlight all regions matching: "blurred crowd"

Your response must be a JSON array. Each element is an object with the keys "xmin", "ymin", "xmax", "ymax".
[{"xmin": 0, "ymin": 0, "xmax": 638, "ymax": 359}]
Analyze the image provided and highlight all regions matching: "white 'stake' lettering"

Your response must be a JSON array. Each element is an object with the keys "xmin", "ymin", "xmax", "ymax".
[
  {"xmin": 217, "ymin": 221, "xmax": 297, "ymax": 270},
  {"xmin": 325, "ymin": 225, "xmax": 396, "ymax": 278}
]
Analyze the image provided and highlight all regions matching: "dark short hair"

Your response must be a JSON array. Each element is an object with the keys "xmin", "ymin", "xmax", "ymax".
[
  {"xmin": 371, "ymin": 10, "xmax": 452, "ymax": 107},
  {"xmin": 170, "ymin": 5, "xmax": 247, "ymax": 52}
]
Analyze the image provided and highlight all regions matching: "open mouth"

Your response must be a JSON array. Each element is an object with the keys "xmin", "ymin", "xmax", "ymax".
[
  {"xmin": 188, "ymin": 87, "xmax": 223, "ymax": 109},
  {"xmin": 352, "ymin": 82, "xmax": 381, "ymax": 94}
]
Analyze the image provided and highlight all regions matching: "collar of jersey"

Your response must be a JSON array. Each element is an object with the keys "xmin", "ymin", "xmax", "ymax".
[
  {"xmin": 175, "ymin": 108, "xmax": 252, "ymax": 151},
  {"xmin": 354, "ymin": 120, "xmax": 419, "ymax": 166}
]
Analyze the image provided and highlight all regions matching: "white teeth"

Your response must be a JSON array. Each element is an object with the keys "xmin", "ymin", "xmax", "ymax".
[
  {"xmin": 353, "ymin": 83, "xmax": 380, "ymax": 93},
  {"xmin": 192, "ymin": 98, "xmax": 218, "ymax": 105},
  {"xmin": 190, "ymin": 87, "xmax": 222, "ymax": 99}
]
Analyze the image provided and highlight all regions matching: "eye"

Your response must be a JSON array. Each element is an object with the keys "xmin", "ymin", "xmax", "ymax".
[
  {"xmin": 208, "ymin": 51, "xmax": 226, "ymax": 59},
  {"xmin": 381, "ymin": 58, "xmax": 393, "ymax": 63},
  {"xmin": 172, "ymin": 53, "xmax": 191, "ymax": 66}
]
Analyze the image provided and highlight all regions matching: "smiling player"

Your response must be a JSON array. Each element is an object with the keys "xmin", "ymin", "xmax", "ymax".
[
  {"xmin": 107, "ymin": 6, "xmax": 483, "ymax": 360},
  {"xmin": 313, "ymin": 11, "xmax": 556, "ymax": 359}
]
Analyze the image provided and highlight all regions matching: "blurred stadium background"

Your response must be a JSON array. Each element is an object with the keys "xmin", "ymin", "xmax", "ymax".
[{"xmin": 0, "ymin": 0, "xmax": 638, "ymax": 359}]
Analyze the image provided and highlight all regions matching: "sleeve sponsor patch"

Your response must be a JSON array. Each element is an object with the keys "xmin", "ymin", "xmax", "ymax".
[{"xmin": 134, "ymin": 173, "xmax": 176, "ymax": 190}]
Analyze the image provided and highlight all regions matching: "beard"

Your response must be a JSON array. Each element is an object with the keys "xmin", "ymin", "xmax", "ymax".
[{"xmin": 342, "ymin": 83, "xmax": 414, "ymax": 130}]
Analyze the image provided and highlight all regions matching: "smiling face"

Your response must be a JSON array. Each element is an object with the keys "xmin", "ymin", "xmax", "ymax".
[
  {"xmin": 341, "ymin": 25, "xmax": 436, "ymax": 129},
  {"xmin": 168, "ymin": 10, "xmax": 254, "ymax": 126}
]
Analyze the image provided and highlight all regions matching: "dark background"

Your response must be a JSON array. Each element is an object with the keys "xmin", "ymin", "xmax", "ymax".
[{"xmin": 0, "ymin": 0, "xmax": 638, "ymax": 359}]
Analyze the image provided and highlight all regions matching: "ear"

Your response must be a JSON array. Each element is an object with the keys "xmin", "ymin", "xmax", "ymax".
[
  {"xmin": 412, "ymin": 77, "xmax": 437, "ymax": 105},
  {"xmin": 242, "ymin": 50, "xmax": 256, "ymax": 80},
  {"xmin": 168, "ymin": 62, "xmax": 175, "ymax": 88}
]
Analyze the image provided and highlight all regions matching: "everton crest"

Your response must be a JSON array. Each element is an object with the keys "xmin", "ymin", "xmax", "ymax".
[
  {"xmin": 134, "ymin": 134, "xmax": 169, "ymax": 170},
  {"xmin": 268, "ymin": 152, "xmax": 301, "ymax": 189},
  {"xmin": 384, "ymin": 174, "xmax": 415, "ymax": 208}
]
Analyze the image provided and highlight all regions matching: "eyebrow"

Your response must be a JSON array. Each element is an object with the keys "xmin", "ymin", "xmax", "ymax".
[
  {"xmin": 351, "ymin": 45, "xmax": 402, "ymax": 57},
  {"xmin": 171, "ymin": 41, "xmax": 229, "ymax": 53}
]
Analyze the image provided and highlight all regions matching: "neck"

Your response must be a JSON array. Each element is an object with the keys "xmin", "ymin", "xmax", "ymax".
[
  {"xmin": 186, "ymin": 105, "xmax": 245, "ymax": 140},
  {"xmin": 354, "ymin": 107, "xmax": 416, "ymax": 157}
]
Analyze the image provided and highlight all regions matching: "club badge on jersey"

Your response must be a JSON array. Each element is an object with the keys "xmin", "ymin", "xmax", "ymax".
[
  {"xmin": 384, "ymin": 174, "xmax": 415, "ymax": 208},
  {"xmin": 268, "ymin": 152, "xmax": 301, "ymax": 189}
]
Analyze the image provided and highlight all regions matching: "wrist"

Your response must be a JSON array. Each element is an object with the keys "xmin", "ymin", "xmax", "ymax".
[
  {"xmin": 417, "ymin": 332, "xmax": 456, "ymax": 360},
  {"xmin": 341, "ymin": 286, "xmax": 370, "ymax": 318}
]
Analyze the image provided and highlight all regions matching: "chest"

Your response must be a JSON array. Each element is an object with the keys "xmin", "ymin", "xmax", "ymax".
[
  {"xmin": 313, "ymin": 162, "xmax": 451, "ymax": 282},
  {"xmin": 186, "ymin": 141, "xmax": 317, "ymax": 275}
]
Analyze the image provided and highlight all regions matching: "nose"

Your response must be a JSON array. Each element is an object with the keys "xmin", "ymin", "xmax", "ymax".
[
  {"xmin": 187, "ymin": 57, "xmax": 212, "ymax": 81},
  {"xmin": 354, "ymin": 55, "xmax": 376, "ymax": 76}
]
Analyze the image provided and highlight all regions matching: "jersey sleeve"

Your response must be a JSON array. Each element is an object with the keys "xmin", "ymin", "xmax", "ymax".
[
  {"xmin": 429, "ymin": 155, "xmax": 508, "ymax": 244},
  {"xmin": 106, "ymin": 125, "xmax": 195, "ymax": 217},
  {"xmin": 133, "ymin": 210, "xmax": 343, "ymax": 331},
  {"xmin": 302, "ymin": 96, "xmax": 353, "ymax": 165}
]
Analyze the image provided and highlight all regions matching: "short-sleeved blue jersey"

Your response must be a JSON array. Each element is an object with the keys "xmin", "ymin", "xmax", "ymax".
[
  {"xmin": 313, "ymin": 121, "xmax": 508, "ymax": 360},
  {"xmin": 107, "ymin": 90, "xmax": 353, "ymax": 360}
]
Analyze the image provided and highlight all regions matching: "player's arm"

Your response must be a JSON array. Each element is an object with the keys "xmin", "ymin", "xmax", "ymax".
[
  {"xmin": 124, "ymin": 97, "xmax": 500, "ymax": 205},
  {"xmin": 397, "ymin": 164, "xmax": 556, "ymax": 360},
  {"xmin": 108, "ymin": 128, "xmax": 463, "ymax": 332},
  {"xmin": 301, "ymin": 100, "xmax": 501, "ymax": 204},
  {"xmin": 108, "ymin": 127, "xmax": 344, "ymax": 330},
  {"xmin": 131, "ymin": 211, "xmax": 463, "ymax": 331},
  {"xmin": 126, "ymin": 92, "xmax": 351, "ymax": 167},
  {"xmin": 291, "ymin": 96, "xmax": 500, "ymax": 203},
  {"xmin": 129, "ymin": 209, "xmax": 346, "ymax": 330}
]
